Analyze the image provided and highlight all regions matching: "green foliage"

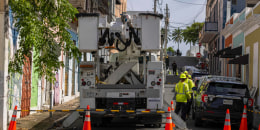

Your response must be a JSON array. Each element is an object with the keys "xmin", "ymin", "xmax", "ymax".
[
  {"xmin": 9, "ymin": 0, "xmax": 81, "ymax": 83},
  {"xmin": 167, "ymin": 47, "xmax": 174, "ymax": 53},
  {"xmin": 171, "ymin": 28, "xmax": 183, "ymax": 50},
  {"xmin": 182, "ymin": 22, "xmax": 204, "ymax": 45}
]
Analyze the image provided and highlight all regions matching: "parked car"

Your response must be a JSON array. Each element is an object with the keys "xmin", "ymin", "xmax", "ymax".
[
  {"xmin": 192, "ymin": 76, "xmax": 253, "ymax": 128},
  {"xmin": 191, "ymin": 72, "xmax": 208, "ymax": 79}
]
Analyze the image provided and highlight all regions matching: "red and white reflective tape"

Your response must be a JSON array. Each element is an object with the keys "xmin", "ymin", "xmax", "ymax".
[
  {"xmin": 113, "ymin": 102, "xmax": 129, "ymax": 105},
  {"xmin": 166, "ymin": 113, "xmax": 172, "ymax": 123},
  {"xmin": 11, "ymin": 110, "xmax": 17, "ymax": 121},
  {"xmin": 84, "ymin": 111, "xmax": 91, "ymax": 121}
]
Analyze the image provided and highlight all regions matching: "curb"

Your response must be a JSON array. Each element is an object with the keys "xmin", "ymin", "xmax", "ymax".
[{"xmin": 48, "ymin": 113, "xmax": 72, "ymax": 129}]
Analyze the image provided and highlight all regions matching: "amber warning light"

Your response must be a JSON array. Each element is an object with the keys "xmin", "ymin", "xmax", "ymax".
[{"xmin": 80, "ymin": 65, "xmax": 93, "ymax": 68}]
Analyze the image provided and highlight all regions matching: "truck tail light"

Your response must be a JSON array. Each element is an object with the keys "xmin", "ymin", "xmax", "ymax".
[
  {"xmin": 202, "ymin": 94, "xmax": 208, "ymax": 103},
  {"xmin": 113, "ymin": 102, "xmax": 129, "ymax": 105},
  {"xmin": 157, "ymin": 82, "xmax": 160, "ymax": 85},
  {"xmin": 248, "ymin": 98, "xmax": 254, "ymax": 107}
]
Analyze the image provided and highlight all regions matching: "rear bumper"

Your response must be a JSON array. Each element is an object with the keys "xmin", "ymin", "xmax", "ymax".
[
  {"xmin": 196, "ymin": 110, "xmax": 253, "ymax": 124},
  {"xmin": 79, "ymin": 110, "xmax": 163, "ymax": 124}
]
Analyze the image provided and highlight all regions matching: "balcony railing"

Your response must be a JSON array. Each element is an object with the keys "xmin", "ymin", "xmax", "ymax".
[{"xmin": 199, "ymin": 22, "xmax": 218, "ymax": 43}]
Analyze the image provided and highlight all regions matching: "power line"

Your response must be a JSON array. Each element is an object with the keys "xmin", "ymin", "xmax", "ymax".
[
  {"xmin": 172, "ymin": 0, "xmax": 206, "ymax": 5},
  {"xmin": 191, "ymin": 0, "xmax": 207, "ymax": 22}
]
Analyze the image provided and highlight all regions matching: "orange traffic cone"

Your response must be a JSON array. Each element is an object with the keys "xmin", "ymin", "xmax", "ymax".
[
  {"xmin": 171, "ymin": 100, "xmax": 174, "ymax": 111},
  {"xmin": 83, "ymin": 105, "xmax": 91, "ymax": 130},
  {"xmin": 170, "ymin": 101, "xmax": 176, "ymax": 128},
  {"xmin": 223, "ymin": 109, "xmax": 231, "ymax": 130},
  {"xmin": 239, "ymin": 105, "xmax": 248, "ymax": 130},
  {"xmin": 8, "ymin": 105, "xmax": 17, "ymax": 130},
  {"xmin": 165, "ymin": 107, "xmax": 173, "ymax": 130}
]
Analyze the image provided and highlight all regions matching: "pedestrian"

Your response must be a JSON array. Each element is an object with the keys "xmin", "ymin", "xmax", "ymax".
[
  {"xmin": 172, "ymin": 61, "xmax": 177, "ymax": 76},
  {"xmin": 174, "ymin": 73, "xmax": 191, "ymax": 121}
]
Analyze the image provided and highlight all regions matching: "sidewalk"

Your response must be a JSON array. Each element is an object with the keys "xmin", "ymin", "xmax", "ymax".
[
  {"xmin": 15, "ymin": 97, "xmax": 80, "ymax": 130},
  {"xmin": 253, "ymin": 108, "xmax": 260, "ymax": 129}
]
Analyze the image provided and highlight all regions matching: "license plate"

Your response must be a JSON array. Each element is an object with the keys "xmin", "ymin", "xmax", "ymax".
[{"xmin": 223, "ymin": 100, "xmax": 233, "ymax": 105}]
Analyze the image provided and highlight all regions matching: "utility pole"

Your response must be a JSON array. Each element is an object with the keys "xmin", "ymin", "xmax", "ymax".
[
  {"xmin": 0, "ymin": 0, "xmax": 8, "ymax": 129},
  {"xmin": 164, "ymin": 4, "xmax": 169, "ymax": 58},
  {"xmin": 154, "ymin": 0, "xmax": 157, "ymax": 13}
]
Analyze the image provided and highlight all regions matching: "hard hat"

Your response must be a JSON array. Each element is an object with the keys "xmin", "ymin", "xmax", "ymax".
[
  {"xmin": 184, "ymin": 71, "xmax": 188, "ymax": 75},
  {"xmin": 180, "ymin": 73, "xmax": 187, "ymax": 79},
  {"xmin": 188, "ymin": 75, "xmax": 191, "ymax": 79}
]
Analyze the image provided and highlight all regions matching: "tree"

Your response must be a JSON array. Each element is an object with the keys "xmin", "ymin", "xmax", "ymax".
[
  {"xmin": 171, "ymin": 28, "xmax": 183, "ymax": 56},
  {"xmin": 182, "ymin": 22, "xmax": 204, "ymax": 56},
  {"xmin": 9, "ymin": 0, "xmax": 81, "ymax": 82},
  {"xmin": 167, "ymin": 47, "xmax": 175, "ymax": 56},
  {"xmin": 167, "ymin": 47, "xmax": 174, "ymax": 53}
]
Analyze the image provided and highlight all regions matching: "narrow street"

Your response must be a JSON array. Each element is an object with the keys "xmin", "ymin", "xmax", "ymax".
[
  {"xmin": 66, "ymin": 85, "xmax": 222, "ymax": 130},
  {"xmin": 2, "ymin": 0, "xmax": 260, "ymax": 130}
]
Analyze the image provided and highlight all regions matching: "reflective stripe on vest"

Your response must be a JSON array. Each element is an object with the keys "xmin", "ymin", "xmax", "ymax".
[{"xmin": 176, "ymin": 84, "xmax": 185, "ymax": 95}]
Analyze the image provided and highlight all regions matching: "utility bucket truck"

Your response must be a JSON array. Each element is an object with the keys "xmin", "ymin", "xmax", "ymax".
[{"xmin": 77, "ymin": 11, "xmax": 165, "ymax": 127}]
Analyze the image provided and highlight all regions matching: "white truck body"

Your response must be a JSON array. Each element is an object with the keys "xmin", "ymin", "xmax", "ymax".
[{"xmin": 77, "ymin": 11, "xmax": 164, "ymax": 125}]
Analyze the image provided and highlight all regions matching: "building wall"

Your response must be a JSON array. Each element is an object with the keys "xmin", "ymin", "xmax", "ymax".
[
  {"xmin": 231, "ymin": 0, "xmax": 246, "ymax": 15},
  {"xmin": 225, "ymin": 34, "xmax": 233, "ymax": 47},
  {"xmin": 31, "ymin": 49, "xmax": 39, "ymax": 108},
  {"xmin": 115, "ymin": 0, "xmax": 127, "ymax": 17},
  {"xmin": 245, "ymin": 27, "xmax": 260, "ymax": 106},
  {"xmin": 233, "ymin": 32, "xmax": 244, "ymax": 48},
  {"xmin": 63, "ymin": 29, "xmax": 80, "ymax": 103}
]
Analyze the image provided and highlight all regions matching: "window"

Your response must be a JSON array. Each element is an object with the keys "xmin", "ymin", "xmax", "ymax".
[
  {"xmin": 232, "ymin": 0, "xmax": 237, "ymax": 5},
  {"xmin": 207, "ymin": 82, "xmax": 248, "ymax": 96}
]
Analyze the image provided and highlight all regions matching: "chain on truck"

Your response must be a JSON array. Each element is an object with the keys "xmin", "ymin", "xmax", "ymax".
[{"xmin": 77, "ymin": 11, "xmax": 165, "ymax": 127}]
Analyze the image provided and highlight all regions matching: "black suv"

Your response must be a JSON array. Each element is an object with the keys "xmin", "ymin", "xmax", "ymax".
[{"xmin": 192, "ymin": 77, "xmax": 253, "ymax": 128}]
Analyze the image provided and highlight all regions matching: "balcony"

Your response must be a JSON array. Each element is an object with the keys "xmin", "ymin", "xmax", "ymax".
[{"xmin": 199, "ymin": 22, "xmax": 218, "ymax": 43}]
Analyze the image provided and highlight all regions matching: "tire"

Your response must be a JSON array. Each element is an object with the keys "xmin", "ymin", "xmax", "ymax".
[{"xmin": 194, "ymin": 114, "xmax": 203, "ymax": 127}]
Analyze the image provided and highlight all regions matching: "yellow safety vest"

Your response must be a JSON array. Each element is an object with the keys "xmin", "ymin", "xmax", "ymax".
[
  {"xmin": 175, "ymin": 82, "xmax": 190, "ymax": 102},
  {"xmin": 185, "ymin": 79, "xmax": 195, "ymax": 93}
]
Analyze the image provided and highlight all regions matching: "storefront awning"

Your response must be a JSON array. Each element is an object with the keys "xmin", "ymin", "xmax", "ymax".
[
  {"xmin": 221, "ymin": 46, "xmax": 242, "ymax": 58},
  {"xmin": 214, "ymin": 47, "xmax": 231, "ymax": 57},
  {"xmin": 228, "ymin": 54, "xmax": 249, "ymax": 65}
]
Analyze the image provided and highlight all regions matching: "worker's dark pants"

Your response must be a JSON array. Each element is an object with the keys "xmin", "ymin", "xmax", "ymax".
[
  {"xmin": 172, "ymin": 68, "xmax": 176, "ymax": 75},
  {"xmin": 175, "ymin": 102, "xmax": 187, "ymax": 121}
]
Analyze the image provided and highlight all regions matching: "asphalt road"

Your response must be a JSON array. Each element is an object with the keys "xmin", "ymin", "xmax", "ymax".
[{"xmin": 67, "ymin": 85, "xmax": 223, "ymax": 130}]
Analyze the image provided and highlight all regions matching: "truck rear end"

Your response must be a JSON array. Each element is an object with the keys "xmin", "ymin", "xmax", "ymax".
[{"xmin": 77, "ymin": 11, "xmax": 165, "ymax": 126}]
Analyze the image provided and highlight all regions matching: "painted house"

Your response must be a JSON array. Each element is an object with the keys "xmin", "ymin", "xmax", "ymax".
[
  {"xmin": 6, "ymin": 8, "xmax": 82, "ymax": 120},
  {"xmin": 221, "ymin": 7, "xmax": 252, "ymax": 84},
  {"xmin": 243, "ymin": 2, "xmax": 260, "ymax": 107},
  {"xmin": 200, "ymin": 0, "xmax": 259, "ymax": 75},
  {"xmin": 219, "ymin": 1, "xmax": 260, "ymax": 107}
]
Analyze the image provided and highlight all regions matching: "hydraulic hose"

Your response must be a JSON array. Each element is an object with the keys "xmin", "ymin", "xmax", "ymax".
[
  {"xmin": 108, "ymin": 32, "xmax": 115, "ymax": 46},
  {"xmin": 129, "ymin": 27, "xmax": 141, "ymax": 45},
  {"xmin": 98, "ymin": 28, "xmax": 109, "ymax": 46},
  {"xmin": 115, "ymin": 39, "xmax": 128, "ymax": 52},
  {"xmin": 115, "ymin": 32, "xmax": 132, "ymax": 52}
]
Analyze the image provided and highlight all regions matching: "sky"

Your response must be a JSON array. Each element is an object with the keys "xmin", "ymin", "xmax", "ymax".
[{"xmin": 127, "ymin": 0, "xmax": 206, "ymax": 56}]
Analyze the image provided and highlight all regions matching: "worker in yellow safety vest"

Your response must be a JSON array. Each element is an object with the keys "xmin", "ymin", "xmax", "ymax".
[
  {"xmin": 174, "ymin": 73, "xmax": 191, "ymax": 121},
  {"xmin": 185, "ymin": 74, "xmax": 195, "ymax": 118}
]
